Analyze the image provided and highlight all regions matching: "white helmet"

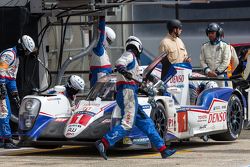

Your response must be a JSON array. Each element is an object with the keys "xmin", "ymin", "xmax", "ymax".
[
  {"xmin": 125, "ymin": 36, "xmax": 143, "ymax": 54},
  {"xmin": 18, "ymin": 35, "xmax": 36, "ymax": 53},
  {"xmin": 205, "ymin": 81, "xmax": 218, "ymax": 90},
  {"xmin": 67, "ymin": 75, "xmax": 85, "ymax": 91},
  {"xmin": 105, "ymin": 26, "xmax": 116, "ymax": 45}
]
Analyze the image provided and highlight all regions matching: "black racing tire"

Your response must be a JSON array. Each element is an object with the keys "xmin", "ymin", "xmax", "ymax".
[
  {"xmin": 150, "ymin": 102, "xmax": 167, "ymax": 139},
  {"xmin": 210, "ymin": 94, "xmax": 243, "ymax": 141}
]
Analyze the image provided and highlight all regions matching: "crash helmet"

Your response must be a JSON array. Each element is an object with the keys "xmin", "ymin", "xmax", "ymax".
[
  {"xmin": 125, "ymin": 36, "xmax": 143, "ymax": 54},
  {"xmin": 167, "ymin": 19, "xmax": 182, "ymax": 31},
  {"xmin": 205, "ymin": 81, "xmax": 218, "ymax": 90},
  {"xmin": 18, "ymin": 35, "xmax": 36, "ymax": 53},
  {"xmin": 206, "ymin": 23, "xmax": 222, "ymax": 37},
  {"xmin": 105, "ymin": 26, "xmax": 116, "ymax": 45},
  {"xmin": 66, "ymin": 75, "xmax": 85, "ymax": 96}
]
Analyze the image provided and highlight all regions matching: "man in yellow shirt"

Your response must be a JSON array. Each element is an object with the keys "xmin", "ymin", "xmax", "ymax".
[{"xmin": 159, "ymin": 19, "xmax": 191, "ymax": 64}]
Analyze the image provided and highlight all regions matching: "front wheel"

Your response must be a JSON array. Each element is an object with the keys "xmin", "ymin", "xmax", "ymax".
[{"xmin": 210, "ymin": 94, "xmax": 243, "ymax": 141}]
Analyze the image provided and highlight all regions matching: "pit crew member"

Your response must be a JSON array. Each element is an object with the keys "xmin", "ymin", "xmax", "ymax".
[
  {"xmin": 159, "ymin": 19, "xmax": 191, "ymax": 64},
  {"xmin": 47, "ymin": 75, "xmax": 85, "ymax": 108},
  {"xmin": 95, "ymin": 36, "xmax": 176, "ymax": 160},
  {"xmin": 0, "ymin": 35, "xmax": 36, "ymax": 149},
  {"xmin": 89, "ymin": 16, "xmax": 116, "ymax": 87},
  {"xmin": 200, "ymin": 23, "xmax": 231, "ymax": 87}
]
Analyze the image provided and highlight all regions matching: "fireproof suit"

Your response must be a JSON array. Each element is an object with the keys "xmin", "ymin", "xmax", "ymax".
[
  {"xmin": 0, "ymin": 46, "xmax": 19, "ymax": 139},
  {"xmin": 200, "ymin": 40, "xmax": 231, "ymax": 87},
  {"xmin": 89, "ymin": 16, "xmax": 112, "ymax": 87},
  {"xmin": 101, "ymin": 50, "xmax": 167, "ymax": 152}
]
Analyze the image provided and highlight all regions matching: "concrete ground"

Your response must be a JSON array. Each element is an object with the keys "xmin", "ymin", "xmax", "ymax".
[{"xmin": 0, "ymin": 130, "xmax": 250, "ymax": 167}]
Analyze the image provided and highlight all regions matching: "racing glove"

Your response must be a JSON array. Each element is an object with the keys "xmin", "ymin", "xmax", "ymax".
[
  {"xmin": 11, "ymin": 91, "xmax": 21, "ymax": 108},
  {"xmin": 117, "ymin": 67, "xmax": 133, "ymax": 80}
]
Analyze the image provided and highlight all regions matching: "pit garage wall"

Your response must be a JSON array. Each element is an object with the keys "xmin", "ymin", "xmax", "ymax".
[
  {"xmin": 0, "ymin": 7, "xmax": 40, "ymax": 99},
  {"xmin": 132, "ymin": 2, "xmax": 250, "ymax": 67}
]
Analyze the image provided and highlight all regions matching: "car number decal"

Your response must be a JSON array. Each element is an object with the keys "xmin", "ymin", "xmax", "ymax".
[{"xmin": 69, "ymin": 114, "xmax": 92, "ymax": 126}]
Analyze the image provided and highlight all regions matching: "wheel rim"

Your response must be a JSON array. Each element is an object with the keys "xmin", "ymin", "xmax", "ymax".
[
  {"xmin": 153, "ymin": 107, "xmax": 166, "ymax": 137},
  {"xmin": 228, "ymin": 96, "xmax": 242, "ymax": 137}
]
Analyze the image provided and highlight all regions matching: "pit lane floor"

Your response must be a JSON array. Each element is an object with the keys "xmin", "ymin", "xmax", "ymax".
[{"xmin": 1, "ymin": 130, "xmax": 250, "ymax": 167}]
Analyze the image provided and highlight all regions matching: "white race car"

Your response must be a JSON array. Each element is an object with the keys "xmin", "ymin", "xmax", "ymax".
[{"xmin": 18, "ymin": 53, "xmax": 250, "ymax": 149}]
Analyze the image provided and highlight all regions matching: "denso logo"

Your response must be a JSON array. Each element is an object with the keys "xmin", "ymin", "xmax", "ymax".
[
  {"xmin": 208, "ymin": 112, "xmax": 226, "ymax": 123},
  {"xmin": 169, "ymin": 75, "xmax": 184, "ymax": 83},
  {"xmin": 170, "ymin": 75, "xmax": 184, "ymax": 83}
]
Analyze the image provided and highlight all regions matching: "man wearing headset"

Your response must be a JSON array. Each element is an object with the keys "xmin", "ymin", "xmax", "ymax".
[
  {"xmin": 0, "ymin": 35, "xmax": 36, "ymax": 149},
  {"xmin": 95, "ymin": 36, "xmax": 176, "ymax": 160},
  {"xmin": 200, "ymin": 23, "xmax": 232, "ymax": 87}
]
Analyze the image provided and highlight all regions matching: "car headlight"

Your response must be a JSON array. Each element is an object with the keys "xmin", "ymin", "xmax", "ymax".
[{"xmin": 19, "ymin": 98, "xmax": 41, "ymax": 130}]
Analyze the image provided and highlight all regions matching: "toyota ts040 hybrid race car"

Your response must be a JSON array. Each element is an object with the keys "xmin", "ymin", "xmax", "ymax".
[{"xmin": 18, "ymin": 53, "xmax": 250, "ymax": 149}]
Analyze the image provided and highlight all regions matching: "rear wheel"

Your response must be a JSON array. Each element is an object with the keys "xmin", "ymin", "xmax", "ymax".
[
  {"xmin": 210, "ymin": 94, "xmax": 243, "ymax": 141},
  {"xmin": 150, "ymin": 102, "xmax": 167, "ymax": 139}
]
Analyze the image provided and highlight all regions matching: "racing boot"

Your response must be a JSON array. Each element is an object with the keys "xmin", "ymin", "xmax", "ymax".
[
  {"xmin": 161, "ymin": 148, "xmax": 177, "ymax": 159},
  {"xmin": 3, "ymin": 138, "xmax": 20, "ymax": 149},
  {"xmin": 95, "ymin": 140, "xmax": 108, "ymax": 160}
]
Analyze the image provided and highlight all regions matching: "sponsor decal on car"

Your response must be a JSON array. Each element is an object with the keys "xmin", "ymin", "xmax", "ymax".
[
  {"xmin": 83, "ymin": 103, "xmax": 100, "ymax": 107},
  {"xmin": 169, "ymin": 75, "xmax": 184, "ymax": 84},
  {"xmin": 75, "ymin": 111, "xmax": 95, "ymax": 116},
  {"xmin": 208, "ymin": 112, "xmax": 227, "ymax": 123},
  {"xmin": 133, "ymin": 138, "xmax": 150, "ymax": 144},
  {"xmin": 141, "ymin": 105, "xmax": 151, "ymax": 109},
  {"xmin": 65, "ymin": 132, "xmax": 74, "ymax": 136},
  {"xmin": 198, "ymin": 115, "xmax": 208, "ymax": 122},
  {"xmin": 47, "ymin": 98, "xmax": 61, "ymax": 101},
  {"xmin": 168, "ymin": 118, "xmax": 175, "ymax": 129},
  {"xmin": 65, "ymin": 124, "xmax": 82, "ymax": 135},
  {"xmin": 123, "ymin": 137, "xmax": 132, "ymax": 144},
  {"xmin": 101, "ymin": 119, "xmax": 111, "ymax": 124},
  {"xmin": 199, "ymin": 124, "xmax": 207, "ymax": 130},
  {"xmin": 55, "ymin": 118, "xmax": 68, "ymax": 122},
  {"xmin": 69, "ymin": 114, "xmax": 92, "ymax": 126}
]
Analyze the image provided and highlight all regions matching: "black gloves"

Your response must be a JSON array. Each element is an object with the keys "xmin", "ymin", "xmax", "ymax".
[
  {"xmin": 117, "ymin": 67, "xmax": 133, "ymax": 80},
  {"xmin": 11, "ymin": 91, "xmax": 21, "ymax": 108}
]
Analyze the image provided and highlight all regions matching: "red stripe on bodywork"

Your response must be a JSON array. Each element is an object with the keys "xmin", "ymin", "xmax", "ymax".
[{"xmin": 79, "ymin": 115, "xmax": 92, "ymax": 126}]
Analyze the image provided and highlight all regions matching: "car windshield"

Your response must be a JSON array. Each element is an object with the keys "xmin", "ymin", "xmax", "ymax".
[{"xmin": 86, "ymin": 75, "xmax": 117, "ymax": 101}]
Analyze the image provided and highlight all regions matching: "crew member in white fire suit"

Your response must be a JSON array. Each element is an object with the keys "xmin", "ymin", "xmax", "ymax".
[
  {"xmin": 200, "ymin": 23, "xmax": 231, "ymax": 87},
  {"xmin": 0, "ymin": 35, "xmax": 36, "ymax": 149},
  {"xmin": 89, "ymin": 16, "xmax": 116, "ymax": 87},
  {"xmin": 95, "ymin": 36, "xmax": 176, "ymax": 160},
  {"xmin": 47, "ymin": 75, "xmax": 85, "ymax": 107}
]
